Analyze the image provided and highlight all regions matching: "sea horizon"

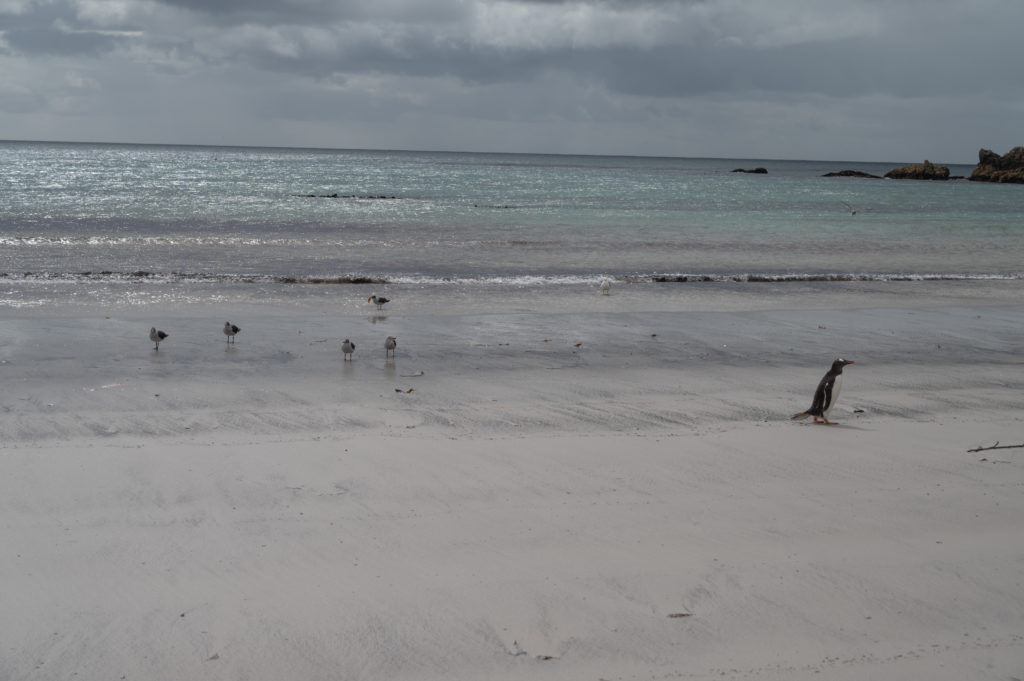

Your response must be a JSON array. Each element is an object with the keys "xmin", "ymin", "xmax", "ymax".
[{"xmin": 0, "ymin": 137, "xmax": 980, "ymax": 169}]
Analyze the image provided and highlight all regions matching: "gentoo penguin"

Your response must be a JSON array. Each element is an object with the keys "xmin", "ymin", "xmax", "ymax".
[
  {"xmin": 791, "ymin": 358, "xmax": 854, "ymax": 425},
  {"xmin": 223, "ymin": 321, "xmax": 240, "ymax": 343},
  {"xmin": 384, "ymin": 335, "xmax": 397, "ymax": 358},
  {"xmin": 341, "ymin": 338, "xmax": 355, "ymax": 361},
  {"xmin": 368, "ymin": 294, "xmax": 390, "ymax": 311},
  {"xmin": 149, "ymin": 326, "xmax": 168, "ymax": 351}
]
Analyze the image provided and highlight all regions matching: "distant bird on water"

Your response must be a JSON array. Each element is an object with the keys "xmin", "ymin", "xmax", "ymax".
[
  {"xmin": 149, "ymin": 327, "xmax": 168, "ymax": 351},
  {"xmin": 792, "ymin": 358, "xmax": 854, "ymax": 425},
  {"xmin": 223, "ymin": 321, "xmax": 240, "ymax": 343},
  {"xmin": 341, "ymin": 338, "xmax": 355, "ymax": 360},
  {"xmin": 368, "ymin": 294, "xmax": 390, "ymax": 311},
  {"xmin": 385, "ymin": 335, "xmax": 397, "ymax": 358}
]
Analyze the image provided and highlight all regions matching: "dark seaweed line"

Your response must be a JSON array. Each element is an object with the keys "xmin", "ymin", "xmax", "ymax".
[{"xmin": 2, "ymin": 270, "xmax": 1022, "ymax": 285}]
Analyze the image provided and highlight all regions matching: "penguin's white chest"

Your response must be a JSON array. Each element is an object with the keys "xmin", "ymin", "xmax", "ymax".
[{"xmin": 823, "ymin": 374, "xmax": 843, "ymax": 416}]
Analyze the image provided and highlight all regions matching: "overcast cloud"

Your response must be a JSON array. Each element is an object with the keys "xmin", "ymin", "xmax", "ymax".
[{"xmin": 1, "ymin": 0, "xmax": 1021, "ymax": 161}]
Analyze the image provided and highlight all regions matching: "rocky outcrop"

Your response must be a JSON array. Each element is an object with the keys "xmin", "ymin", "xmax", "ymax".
[
  {"xmin": 884, "ymin": 160, "xmax": 950, "ymax": 181},
  {"xmin": 732, "ymin": 167, "xmax": 767, "ymax": 174},
  {"xmin": 822, "ymin": 170, "xmax": 882, "ymax": 179},
  {"xmin": 969, "ymin": 147, "xmax": 1024, "ymax": 184}
]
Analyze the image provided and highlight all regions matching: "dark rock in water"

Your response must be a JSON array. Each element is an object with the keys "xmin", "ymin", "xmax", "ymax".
[
  {"xmin": 822, "ymin": 170, "xmax": 882, "ymax": 179},
  {"xmin": 653, "ymin": 274, "xmax": 714, "ymax": 282},
  {"xmin": 969, "ymin": 147, "xmax": 1024, "ymax": 184},
  {"xmin": 884, "ymin": 160, "xmax": 950, "ymax": 180},
  {"xmin": 732, "ymin": 167, "xmax": 767, "ymax": 174}
]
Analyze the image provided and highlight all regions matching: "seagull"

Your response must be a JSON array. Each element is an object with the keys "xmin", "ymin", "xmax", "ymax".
[
  {"xmin": 841, "ymin": 200, "xmax": 857, "ymax": 216},
  {"xmin": 341, "ymin": 338, "xmax": 355, "ymax": 360},
  {"xmin": 149, "ymin": 327, "xmax": 168, "ymax": 350},
  {"xmin": 385, "ymin": 335, "xmax": 397, "ymax": 358},
  {"xmin": 599, "ymin": 278, "xmax": 612, "ymax": 295},
  {"xmin": 368, "ymin": 294, "xmax": 390, "ymax": 311},
  {"xmin": 223, "ymin": 321, "xmax": 240, "ymax": 343}
]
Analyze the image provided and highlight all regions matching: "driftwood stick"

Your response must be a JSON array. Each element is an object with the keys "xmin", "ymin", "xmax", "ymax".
[{"xmin": 967, "ymin": 441, "xmax": 1024, "ymax": 453}]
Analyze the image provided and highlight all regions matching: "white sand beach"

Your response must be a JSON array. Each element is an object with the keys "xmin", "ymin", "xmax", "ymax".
[{"xmin": 2, "ymin": 289, "xmax": 1023, "ymax": 680}]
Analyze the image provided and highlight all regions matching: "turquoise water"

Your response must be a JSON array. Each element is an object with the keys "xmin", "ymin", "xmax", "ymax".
[{"xmin": 1, "ymin": 140, "xmax": 1021, "ymax": 309}]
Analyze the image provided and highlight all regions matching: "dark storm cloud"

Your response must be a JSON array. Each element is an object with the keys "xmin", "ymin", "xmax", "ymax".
[
  {"xmin": 116, "ymin": 0, "xmax": 1014, "ymax": 101},
  {"xmin": 4, "ymin": 0, "xmax": 1018, "ymax": 99},
  {"xmin": 1, "ymin": 0, "xmax": 1021, "ymax": 160}
]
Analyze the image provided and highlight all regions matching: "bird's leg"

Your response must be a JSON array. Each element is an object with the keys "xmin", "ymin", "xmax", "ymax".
[{"xmin": 823, "ymin": 417, "xmax": 836, "ymax": 425}]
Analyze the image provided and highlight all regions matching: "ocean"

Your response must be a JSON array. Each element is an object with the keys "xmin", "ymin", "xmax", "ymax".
[{"xmin": 2, "ymin": 140, "xmax": 1021, "ymax": 314}]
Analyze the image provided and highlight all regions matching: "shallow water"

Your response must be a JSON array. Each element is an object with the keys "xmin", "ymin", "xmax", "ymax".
[{"xmin": 3, "ymin": 141, "xmax": 1022, "ymax": 312}]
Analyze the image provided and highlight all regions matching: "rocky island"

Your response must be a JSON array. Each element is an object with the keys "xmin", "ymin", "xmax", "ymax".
[
  {"xmin": 884, "ymin": 160, "xmax": 950, "ymax": 181},
  {"xmin": 822, "ymin": 170, "xmax": 882, "ymax": 179},
  {"xmin": 969, "ymin": 147, "xmax": 1024, "ymax": 184}
]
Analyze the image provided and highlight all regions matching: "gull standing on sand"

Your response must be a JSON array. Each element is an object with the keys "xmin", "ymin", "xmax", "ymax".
[
  {"xmin": 600, "ymin": 278, "xmax": 612, "ymax": 295},
  {"xmin": 385, "ymin": 335, "xmax": 397, "ymax": 358},
  {"xmin": 792, "ymin": 358, "xmax": 854, "ymax": 425},
  {"xmin": 223, "ymin": 321, "xmax": 240, "ymax": 343},
  {"xmin": 149, "ymin": 327, "xmax": 168, "ymax": 350},
  {"xmin": 368, "ymin": 294, "xmax": 390, "ymax": 311},
  {"xmin": 342, "ymin": 338, "xmax": 355, "ymax": 360}
]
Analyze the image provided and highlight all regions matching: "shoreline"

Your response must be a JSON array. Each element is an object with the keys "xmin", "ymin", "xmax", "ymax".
[
  {"xmin": 2, "ymin": 301, "xmax": 1023, "ymax": 445},
  {"xmin": 4, "ymin": 277, "xmax": 1024, "ymax": 316}
]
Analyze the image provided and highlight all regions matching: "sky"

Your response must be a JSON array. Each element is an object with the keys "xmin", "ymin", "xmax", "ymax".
[{"xmin": 1, "ymin": 0, "xmax": 1021, "ymax": 162}]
